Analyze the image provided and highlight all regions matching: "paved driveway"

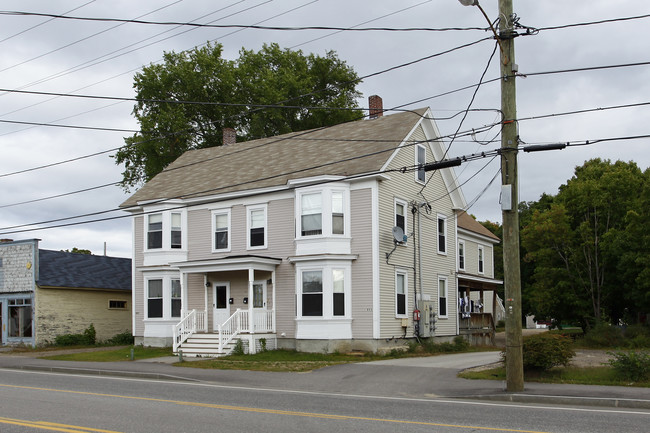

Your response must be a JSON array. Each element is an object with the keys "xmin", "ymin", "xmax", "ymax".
[{"xmin": 359, "ymin": 351, "xmax": 501, "ymax": 369}]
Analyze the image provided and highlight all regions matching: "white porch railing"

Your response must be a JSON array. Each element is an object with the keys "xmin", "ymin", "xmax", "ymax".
[
  {"xmin": 218, "ymin": 309, "xmax": 247, "ymax": 353},
  {"xmin": 253, "ymin": 309, "xmax": 274, "ymax": 333},
  {"xmin": 172, "ymin": 309, "xmax": 207, "ymax": 353}
]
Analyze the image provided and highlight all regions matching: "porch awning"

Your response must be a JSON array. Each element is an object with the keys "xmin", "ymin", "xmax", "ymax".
[
  {"xmin": 457, "ymin": 272, "xmax": 503, "ymax": 291},
  {"xmin": 170, "ymin": 255, "xmax": 282, "ymax": 273}
]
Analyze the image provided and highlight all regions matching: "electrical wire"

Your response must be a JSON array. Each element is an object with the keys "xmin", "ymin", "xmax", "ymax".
[
  {"xmin": 0, "ymin": 10, "xmax": 489, "ymax": 32},
  {"xmin": 0, "ymin": 182, "xmax": 119, "ymax": 209}
]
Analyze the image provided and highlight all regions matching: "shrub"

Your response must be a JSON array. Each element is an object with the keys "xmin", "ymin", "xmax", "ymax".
[
  {"xmin": 54, "ymin": 324, "xmax": 97, "ymax": 346},
  {"xmin": 232, "ymin": 339, "xmax": 245, "ymax": 356},
  {"xmin": 607, "ymin": 350, "xmax": 650, "ymax": 382},
  {"xmin": 106, "ymin": 331, "xmax": 134, "ymax": 346},
  {"xmin": 516, "ymin": 333, "xmax": 575, "ymax": 371},
  {"xmin": 583, "ymin": 324, "xmax": 625, "ymax": 348},
  {"xmin": 422, "ymin": 336, "xmax": 470, "ymax": 353},
  {"xmin": 624, "ymin": 325, "xmax": 650, "ymax": 348}
]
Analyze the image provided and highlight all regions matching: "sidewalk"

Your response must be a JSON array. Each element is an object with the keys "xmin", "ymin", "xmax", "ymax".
[{"xmin": 1, "ymin": 350, "xmax": 648, "ymax": 410}]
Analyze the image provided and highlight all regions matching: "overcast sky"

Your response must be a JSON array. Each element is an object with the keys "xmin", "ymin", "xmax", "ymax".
[{"xmin": 1, "ymin": 0, "xmax": 649, "ymax": 258}]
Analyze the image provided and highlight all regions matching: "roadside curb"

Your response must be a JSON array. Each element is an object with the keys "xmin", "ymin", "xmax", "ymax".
[
  {"xmin": 469, "ymin": 393, "xmax": 650, "ymax": 410},
  {"xmin": 9, "ymin": 365, "xmax": 196, "ymax": 382}
]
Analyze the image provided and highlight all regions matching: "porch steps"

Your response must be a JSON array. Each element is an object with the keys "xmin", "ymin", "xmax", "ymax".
[{"xmin": 177, "ymin": 333, "xmax": 238, "ymax": 358}]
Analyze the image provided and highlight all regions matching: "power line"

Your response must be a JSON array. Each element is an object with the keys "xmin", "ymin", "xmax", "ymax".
[
  {"xmin": 0, "ymin": 10, "xmax": 489, "ymax": 32},
  {"xmin": 536, "ymin": 13, "xmax": 650, "ymax": 32},
  {"xmin": 0, "ymin": 182, "xmax": 119, "ymax": 209}
]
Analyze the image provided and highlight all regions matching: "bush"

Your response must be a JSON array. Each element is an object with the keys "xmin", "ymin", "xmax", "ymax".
[
  {"xmin": 422, "ymin": 336, "xmax": 470, "ymax": 353},
  {"xmin": 607, "ymin": 350, "xmax": 650, "ymax": 382},
  {"xmin": 517, "ymin": 333, "xmax": 575, "ymax": 371},
  {"xmin": 106, "ymin": 331, "xmax": 134, "ymax": 346},
  {"xmin": 624, "ymin": 325, "xmax": 650, "ymax": 348},
  {"xmin": 232, "ymin": 339, "xmax": 245, "ymax": 356},
  {"xmin": 583, "ymin": 324, "xmax": 625, "ymax": 348},
  {"xmin": 54, "ymin": 324, "xmax": 96, "ymax": 346}
]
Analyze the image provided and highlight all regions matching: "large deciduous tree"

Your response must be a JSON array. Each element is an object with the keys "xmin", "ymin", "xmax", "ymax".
[
  {"xmin": 521, "ymin": 159, "xmax": 647, "ymax": 328},
  {"xmin": 114, "ymin": 42, "xmax": 363, "ymax": 190}
]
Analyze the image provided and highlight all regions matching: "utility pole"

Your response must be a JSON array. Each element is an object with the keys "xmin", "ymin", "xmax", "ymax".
[{"xmin": 498, "ymin": 0, "xmax": 524, "ymax": 392}]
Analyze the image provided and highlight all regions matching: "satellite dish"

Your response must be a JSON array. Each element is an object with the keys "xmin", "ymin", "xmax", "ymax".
[{"xmin": 392, "ymin": 226, "xmax": 407, "ymax": 244}]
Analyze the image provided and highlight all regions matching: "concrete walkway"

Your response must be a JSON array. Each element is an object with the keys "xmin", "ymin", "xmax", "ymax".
[{"xmin": 1, "ymin": 350, "xmax": 648, "ymax": 410}]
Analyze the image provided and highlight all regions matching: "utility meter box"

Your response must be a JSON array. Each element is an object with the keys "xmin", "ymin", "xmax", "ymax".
[{"xmin": 419, "ymin": 301, "xmax": 437, "ymax": 338}]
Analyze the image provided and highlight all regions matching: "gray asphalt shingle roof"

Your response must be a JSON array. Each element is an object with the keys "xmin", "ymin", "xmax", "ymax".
[
  {"xmin": 121, "ymin": 108, "xmax": 428, "ymax": 208},
  {"xmin": 37, "ymin": 249, "xmax": 131, "ymax": 291}
]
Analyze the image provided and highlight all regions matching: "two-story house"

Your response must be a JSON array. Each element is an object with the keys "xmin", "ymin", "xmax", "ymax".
[
  {"xmin": 120, "ymin": 96, "xmax": 502, "ymax": 355},
  {"xmin": 0, "ymin": 239, "xmax": 132, "ymax": 346}
]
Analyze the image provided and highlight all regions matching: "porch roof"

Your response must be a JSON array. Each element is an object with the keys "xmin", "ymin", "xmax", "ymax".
[
  {"xmin": 171, "ymin": 255, "xmax": 282, "ymax": 273},
  {"xmin": 457, "ymin": 272, "xmax": 503, "ymax": 291}
]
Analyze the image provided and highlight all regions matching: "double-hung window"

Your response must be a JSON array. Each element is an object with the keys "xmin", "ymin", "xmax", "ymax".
[
  {"xmin": 416, "ymin": 144, "xmax": 426, "ymax": 183},
  {"xmin": 458, "ymin": 240, "xmax": 466, "ymax": 270},
  {"xmin": 248, "ymin": 205, "xmax": 267, "ymax": 248},
  {"xmin": 395, "ymin": 270, "xmax": 407, "ymax": 317},
  {"xmin": 147, "ymin": 214, "xmax": 163, "ymax": 249},
  {"xmin": 332, "ymin": 269, "xmax": 345, "ymax": 316},
  {"xmin": 301, "ymin": 270, "xmax": 323, "ymax": 316},
  {"xmin": 395, "ymin": 199, "xmax": 407, "ymax": 233},
  {"xmin": 438, "ymin": 276, "xmax": 448, "ymax": 318},
  {"xmin": 171, "ymin": 213, "xmax": 182, "ymax": 249},
  {"xmin": 332, "ymin": 192, "xmax": 344, "ymax": 235},
  {"xmin": 437, "ymin": 215, "xmax": 447, "ymax": 254},
  {"xmin": 478, "ymin": 245, "xmax": 485, "ymax": 274},
  {"xmin": 147, "ymin": 279, "xmax": 163, "ymax": 318},
  {"xmin": 301, "ymin": 193, "xmax": 322, "ymax": 236},
  {"xmin": 213, "ymin": 209, "xmax": 230, "ymax": 251},
  {"xmin": 171, "ymin": 279, "xmax": 181, "ymax": 318}
]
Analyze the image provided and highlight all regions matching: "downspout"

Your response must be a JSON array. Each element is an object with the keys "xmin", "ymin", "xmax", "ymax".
[{"xmin": 411, "ymin": 203, "xmax": 419, "ymax": 337}]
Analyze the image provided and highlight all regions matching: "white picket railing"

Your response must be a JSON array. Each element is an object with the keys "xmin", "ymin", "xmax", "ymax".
[
  {"xmin": 218, "ymin": 309, "xmax": 247, "ymax": 353},
  {"xmin": 174, "ymin": 308, "xmax": 275, "ymax": 354},
  {"xmin": 172, "ymin": 309, "xmax": 208, "ymax": 353}
]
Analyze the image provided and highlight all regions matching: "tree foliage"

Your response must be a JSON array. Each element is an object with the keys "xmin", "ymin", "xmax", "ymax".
[
  {"xmin": 521, "ymin": 159, "xmax": 648, "ymax": 328},
  {"xmin": 113, "ymin": 43, "xmax": 363, "ymax": 190}
]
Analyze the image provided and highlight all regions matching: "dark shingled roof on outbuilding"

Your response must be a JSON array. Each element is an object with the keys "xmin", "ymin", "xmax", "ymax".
[{"xmin": 37, "ymin": 249, "xmax": 131, "ymax": 291}]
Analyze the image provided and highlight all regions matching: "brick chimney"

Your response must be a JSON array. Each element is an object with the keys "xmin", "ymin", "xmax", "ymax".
[
  {"xmin": 368, "ymin": 95, "xmax": 383, "ymax": 119},
  {"xmin": 222, "ymin": 127, "xmax": 236, "ymax": 146}
]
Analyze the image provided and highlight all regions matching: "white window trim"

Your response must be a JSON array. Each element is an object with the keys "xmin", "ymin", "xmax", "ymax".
[
  {"xmin": 478, "ymin": 245, "xmax": 485, "ymax": 275},
  {"xmin": 295, "ymin": 186, "xmax": 350, "ymax": 240},
  {"xmin": 295, "ymin": 261, "xmax": 351, "ymax": 320},
  {"xmin": 144, "ymin": 210, "xmax": 187, "ymax": 252},
  {"xmin": 437, "ymin": 213, "xmax": 447, "ymax": 255},
  {"xmin": 246, "ymin": 204, "xmax": 268, "ymax": 250},
  {"xmin": 458, "ymin": 240, "xmax": 466, "ymax": 271},
  {"xmin": 415, "ymin": 143, "xmax": 426, "ymax": 184},
  {"xmin": 211, "ymin": 208, "xmax": 232, "ymax": 253},
  {"xmin": 395, "ymin": 269, "xmax": 408, "ymax": 318},
  {"xmin": 394, "ymin": 197, "xmax": 408, "ymax": 234},
  {"xmin": 438, "ymin": 275, "xmax": 449, "ymax": 319},
  {"xmin": 144, "ymin": 273, "xmax": 182, "ymax": 321}
]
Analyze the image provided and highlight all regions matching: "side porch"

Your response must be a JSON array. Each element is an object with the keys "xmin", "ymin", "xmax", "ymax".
[{"xmin": 457, "ymin": 273, "xmax": 504, "ymax": 346}]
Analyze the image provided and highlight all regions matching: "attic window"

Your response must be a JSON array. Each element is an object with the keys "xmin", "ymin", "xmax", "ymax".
[{"xmin": 109, "ymin": 300, "xmax": 127, "ymax": 310}]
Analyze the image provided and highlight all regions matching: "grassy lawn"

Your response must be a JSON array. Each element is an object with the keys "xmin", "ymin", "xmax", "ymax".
[
  {"xmin": 177, "ymin": 350, "xmax": 385, "ymax": 372},
  {"xmin": 40, "ymin": 346, "xmax": 172, "ymax": 362},
  {"xmin": 459, "ymin": 365, "xmax": 650, "ymax": 388}
]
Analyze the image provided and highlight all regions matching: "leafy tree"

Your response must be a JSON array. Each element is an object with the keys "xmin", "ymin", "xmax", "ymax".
[
  {"xmin": 63, "ymin": 248, "xmax": 92, "ymax": 255},
  {"xmin": 114, "ymin": 42, "xmax": 363, "ymax": 190},
  {"xmin": 521, "ymin": 159, "xmax": 646, "ymax": 328}
]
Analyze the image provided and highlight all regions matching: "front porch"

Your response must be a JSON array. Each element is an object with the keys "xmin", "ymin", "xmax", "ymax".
[
  {"xmin": 457, "ymin": 273, "xmax": 504, "ymax": 346},
  {"xmin": 171, "ymin": 255, "xmax": 282, "ymax": 357}
]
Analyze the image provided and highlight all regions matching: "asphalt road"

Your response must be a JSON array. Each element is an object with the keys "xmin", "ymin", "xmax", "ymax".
[{"xmin": 1, "ymin": 368, "xmax": 648, "ymax": 433}]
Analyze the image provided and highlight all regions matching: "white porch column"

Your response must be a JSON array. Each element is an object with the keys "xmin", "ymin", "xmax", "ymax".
[
  {"xmin": 271, "ymin": 269, "xmax": 276, "ymax": 333},
  {"xmin": 248, "ymin": 267, "xmax": 256, "ymax": 354}
]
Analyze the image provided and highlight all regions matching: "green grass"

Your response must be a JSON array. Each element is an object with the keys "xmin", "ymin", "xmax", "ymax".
[
  {"xmin": 458, "ymin": 365, "xmax": 650, "ymax": 387},
  {"xmin": 40, "ymin": 346, "xmax": 172, "ymax": 362},
  {"xmin": 177, "ymin": 349, "xmax": 382, "ymax": 372}
]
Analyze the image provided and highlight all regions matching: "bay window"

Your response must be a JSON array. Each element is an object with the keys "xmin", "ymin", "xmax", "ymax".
[
  {"xmin": 145, "ymin": 275, "xmax": 183, "ymax": 320},
  {"xmin": 297, "ymin": 187, "xmax": 348, "ymax": 239},
  {"xmin": 144, "ymin": 210, "xmax": 186, "ymax": 251},
  {"xmin": 147, "ymin": 279, "xmax": 163, "ymax": 318},
  {"xmin": 171, "ymin": 279, "xmax": 181, "ymax": 318}
]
